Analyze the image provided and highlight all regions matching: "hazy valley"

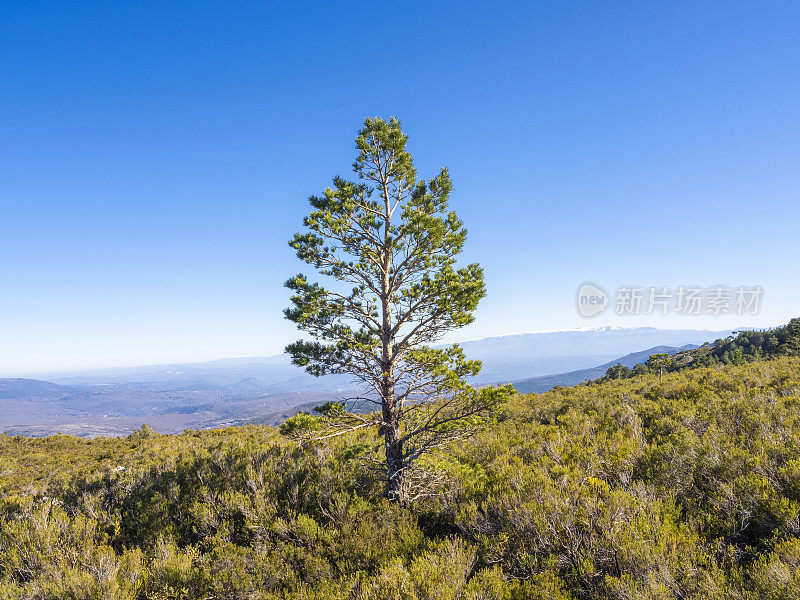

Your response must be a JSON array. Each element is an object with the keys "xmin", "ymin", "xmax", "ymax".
[{"xmin": 1, "ymin": 326, "xmax": 729, "ymax": 437}]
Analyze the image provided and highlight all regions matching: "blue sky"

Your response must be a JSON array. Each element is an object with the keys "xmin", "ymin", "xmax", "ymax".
[{"xmin": 2, "ymin": 2, "xmax": 799, "ymax": 375}]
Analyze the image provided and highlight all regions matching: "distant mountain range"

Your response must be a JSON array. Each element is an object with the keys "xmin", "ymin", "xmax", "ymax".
[
  {"xmin": 456, "ymin": 326, "xmax": 730, "ymax": 382},
  {"xmin": 1, "ymin": 326, "xmax": 731, "ymax": 437},
  {"xmin": 43, "ymin": 355, "xmax": 353, "ymax": 393},
  {"xmin": 31, "ymin": 326, "xmax": 731, "ymax": 389}
]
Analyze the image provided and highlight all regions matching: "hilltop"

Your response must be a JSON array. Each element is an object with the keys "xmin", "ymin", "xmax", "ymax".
[{"xmin": 1, "ymin": 349, "xmax": 799, "ymax": 598}]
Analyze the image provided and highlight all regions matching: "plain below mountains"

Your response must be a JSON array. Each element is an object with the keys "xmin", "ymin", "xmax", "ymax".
[{"xmin": 1, "ymin": 326, "xmax": 730, "ymax": 437}]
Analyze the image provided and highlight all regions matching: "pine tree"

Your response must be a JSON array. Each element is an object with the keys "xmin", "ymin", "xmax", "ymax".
[
  {"xmin": 645, "ymin": 353, "xmax": 672, "ymax": 381},
  {"xmin": 284, "ymin": 117, "xmax": 512, "ymax": 504}
]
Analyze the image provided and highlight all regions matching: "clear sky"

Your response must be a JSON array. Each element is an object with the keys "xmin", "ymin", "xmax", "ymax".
[{"xmin": 2, "ymin": 2, "xmax": 799, "ymax": 376}]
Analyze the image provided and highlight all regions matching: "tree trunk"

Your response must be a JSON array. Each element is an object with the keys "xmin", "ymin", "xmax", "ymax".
[
  {"xmin": 383, "ymin": 403, "xmax": 406, "ymax": 504},
  {"xmin": 381, "ymin": 302, "xmax": 405, "ymax": 502},
  {"xmin": 378, "ymin": 162, "xmax": 407, "ymax": 503}
]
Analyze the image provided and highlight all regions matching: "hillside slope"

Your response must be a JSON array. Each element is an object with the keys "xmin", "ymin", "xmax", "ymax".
[
  {"xmin": 0, "ymin": 378, "xmax": 69, "ymax": 400},
  {"xmin": 512, "ymin": 343, "xmax": 697, "ymax": 393},
  {"xmin": 1, "ymin": 356, "xmax": 799, "ymax": 598}
]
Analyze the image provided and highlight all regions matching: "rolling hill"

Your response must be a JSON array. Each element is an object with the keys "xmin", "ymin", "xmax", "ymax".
[
  {"xmin": 2, "ymin": 353, "xmax": 798, "ymax": 598},
  {"xmin": 512, "ymin": 344, "xmax": 698, "ymax": 393},
  {"xmin": 0, "ymin": 378, "xmax": 70, "ymax": 400}
]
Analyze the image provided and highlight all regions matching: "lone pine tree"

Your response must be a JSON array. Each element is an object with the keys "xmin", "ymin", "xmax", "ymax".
[
  {"xmin": 646, "ymin": 353, "xmax": 672, "ymax": 381},
  {"xmin": 284, "ymin": 117, "xmax": 512, "ymax": 504}
]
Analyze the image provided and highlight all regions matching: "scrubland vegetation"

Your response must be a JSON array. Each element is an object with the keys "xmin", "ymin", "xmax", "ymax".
[{"xmin": 2, "ymin": 352, "xmax": 800, "ymax": 599}]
